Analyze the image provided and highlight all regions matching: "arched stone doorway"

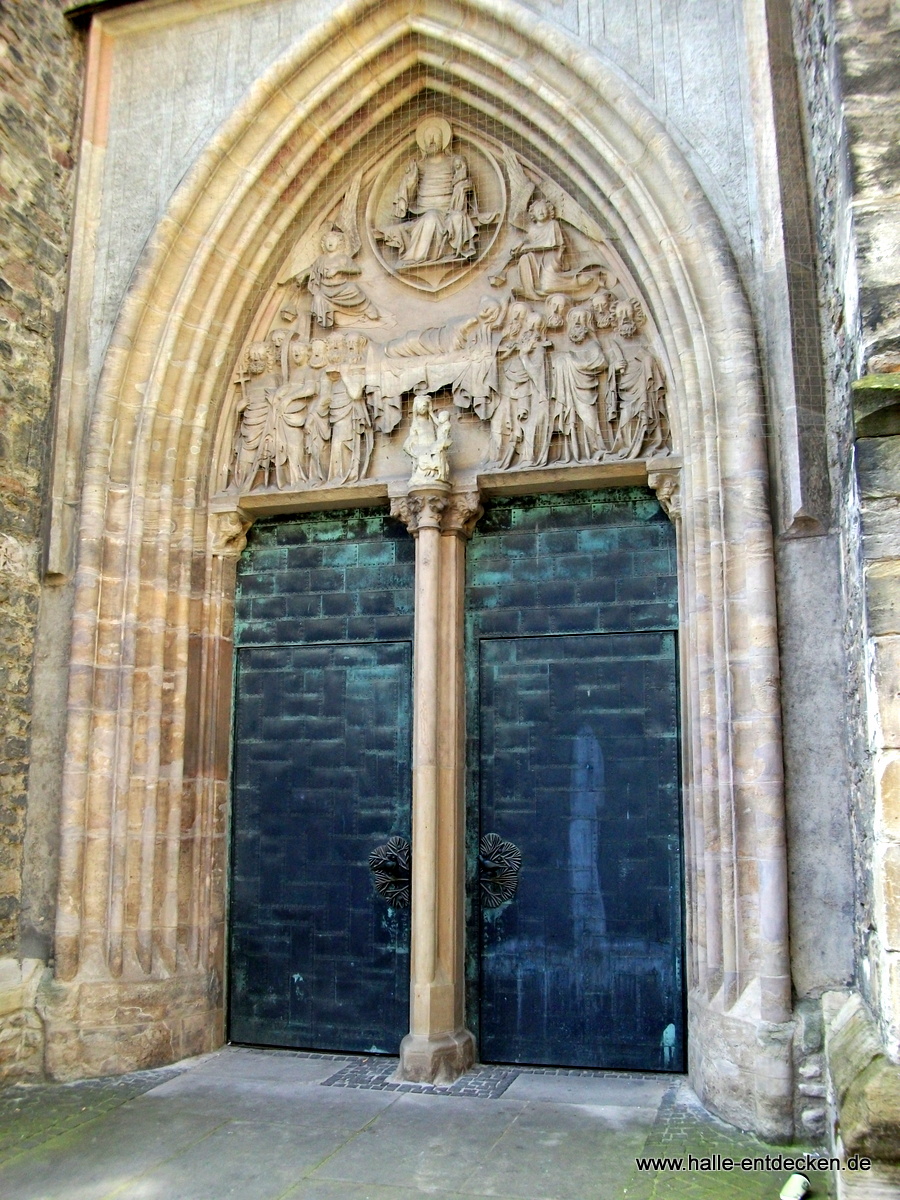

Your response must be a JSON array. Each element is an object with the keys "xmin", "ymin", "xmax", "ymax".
[{"xmin": 44, "ymin": 0, "xmax": 791, "ymax": 1140}]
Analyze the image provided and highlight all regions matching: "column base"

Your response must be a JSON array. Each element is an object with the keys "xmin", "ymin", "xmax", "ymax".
[{"xmin": 395, "ymin": 1029, "xmax": 476, "ymax": 1084}]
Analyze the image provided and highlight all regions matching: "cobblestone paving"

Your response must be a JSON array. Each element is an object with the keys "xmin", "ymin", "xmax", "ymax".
[
  {"xmin": 320, "ymin": 1057, "xmax": 672, "ymax": 1100},
  {"xmin": 321, "ymin": 1056, "xmax": 520, "ymax": 1097}
]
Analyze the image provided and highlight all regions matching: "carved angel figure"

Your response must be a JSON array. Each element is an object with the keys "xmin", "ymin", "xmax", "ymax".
[
  {"xmin": 279, "ymin": 177, "xmax": 379, "ymax": 329},
  {"xmin": 380, "ymin": 119, "xmax": 479, "ymax": 268},
  {"xmin": 403, "ymin": 388, "xmax": 452, "ymax": 486},
  {"xmin": 306, "ymin": 229, "xmax": 379, "ymax": 328},
  {"xmin": 493, "ymin": 198, "xmax": 602, "ymax": 301}
]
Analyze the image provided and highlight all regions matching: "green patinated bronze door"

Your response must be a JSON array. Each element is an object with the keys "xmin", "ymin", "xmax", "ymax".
[
  {"xmin": 229, "ymin": 510, "xmax": 414, "ymax": 1053},
  {"xmin": 467, "ymin": 490, "xmax": 685, "ymax": 1071}
]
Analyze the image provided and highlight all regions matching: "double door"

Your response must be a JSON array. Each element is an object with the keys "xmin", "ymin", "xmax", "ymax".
[{"xmin": 229, "ymin": 493, "xmax": 683, "ymax": 1070}]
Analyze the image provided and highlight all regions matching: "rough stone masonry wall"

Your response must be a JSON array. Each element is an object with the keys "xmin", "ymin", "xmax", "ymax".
[
  {"xmin": 787, "ymin": 0, "xmax": 866, "ymax": 1146},
  {"xmin": 833, "ymin": 0, "xmax": 900, "ymax": 1051},
  {"xmin": 792, "ymin": 0, "xmax": 900, "ymax": 1178},
  {"xmin": 0, "ymin": 0, "xmax": 83, "ymax": 1081},
  {"xmin": 791, "ymin": 0, "xmax": 900, "ymax": 1032}
]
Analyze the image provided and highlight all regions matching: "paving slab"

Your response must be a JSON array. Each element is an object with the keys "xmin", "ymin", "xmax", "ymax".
[
  {"xmin": 315, "ymin": 1091, "xmax": 526, "ymax": 1192},
  {"xmin": 112, "ymin": 1117, "xmax": 363, "ymax": 1200},
  {"xmin": 504, "ymin": 1073, "xmax": 672, "ymax": 1108},
  {"xmin": 0, "ymin": 1101, "xmax": 225, "ymax": 1200},
  {"xmin": 183, "ymin": 1048, "xmax": 346, "ymax": 1086},
  {"xmin": 132, "ymin": 1073, "xmax": 398, "ymax": 1131},
  {"xmin": 461, "ymin": 1100, "xmax": 659, "ymax": 1200}
]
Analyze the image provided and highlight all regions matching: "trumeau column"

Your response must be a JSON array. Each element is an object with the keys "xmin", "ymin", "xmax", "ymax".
[{"xmin": 390, "ymin": 487, "xmax": 481, "ymax": 1083}]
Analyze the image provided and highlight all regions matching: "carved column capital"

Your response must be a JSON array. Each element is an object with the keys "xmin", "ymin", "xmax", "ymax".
[
  {"xmin": 441, "ymin": 490, "xmax": 483, "ymax": 539},
  {"xmin": 390, "ymin": 489, "xmax": 449, "ymax": 535},
  {"xmin": 648, "ymin": 466, "xmax": 681, "ymax": 523},
  {"xmin": 210, "ymin": 509, "xmax": 253, "ymax": 557}
]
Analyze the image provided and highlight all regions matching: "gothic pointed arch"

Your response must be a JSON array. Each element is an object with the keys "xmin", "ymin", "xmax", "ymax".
[{"xmin": 47, "ymin": 0, "xmax": 790, "ymax": 1137}]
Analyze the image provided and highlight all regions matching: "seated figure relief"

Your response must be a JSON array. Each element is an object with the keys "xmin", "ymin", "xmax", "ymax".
[
  {"xmin": 490, "ymin": 198, "xmax": 602, "ymax": 302},
  {"xmin": 227, "ymin": 127, "xmax": 671, "ymax": 495},
  {"xmin": 376, "ymin": 118, "xmax": 498, "ymax": 273}
]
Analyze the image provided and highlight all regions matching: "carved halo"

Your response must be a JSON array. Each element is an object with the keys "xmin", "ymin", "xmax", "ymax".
[{"xmin": 366, "ymin": 125, "xmax": 507, "ymax": 294}]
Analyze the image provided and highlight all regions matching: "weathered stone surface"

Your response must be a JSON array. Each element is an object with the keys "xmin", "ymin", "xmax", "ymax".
[
  {"xmin": 872, "ymin": 636, "xmax": 900, "ymax": 748},
  {"xmin": 842, "ymin": 1052, "xmax": 900, "ymax": 1161},
  {"xmin": 861, "ymin": 498, "xmax": 900, "ymax": 559},
  {"xmin": 877, "ymin": 753, "xmax": 900, "ymax": 839},
  {"xmin": 0, "ymin": 957, "xmax": 46, "ymax": 1086},
  {"xmin": 825, "ymin": 991, "xmax": 882, "ymax": 1104},
  {"xmin": 866, "ymin": 562, "xmax": 900, "ymax": 635},
  {"xmin": 857, "ymin": 436, "xmax": 900, "ymax": 500},
  {"xmin": 0, "ymin": 3, "xmax": 82, "ymax": 966}
]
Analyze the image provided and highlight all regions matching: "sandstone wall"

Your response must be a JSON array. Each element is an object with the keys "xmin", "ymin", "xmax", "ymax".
[{"xmin": 0, "ymin": 0, "xmax": 83, "ymax": 1081}]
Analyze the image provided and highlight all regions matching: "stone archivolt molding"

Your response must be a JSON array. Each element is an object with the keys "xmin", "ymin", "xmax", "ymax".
[
  {"xmin": 220, "ymin": 121, "xmax": 671, "ymax": 505},
  {"xmin": 49, "ymin": 0, "xmax": 789, "ymax": 1138}
]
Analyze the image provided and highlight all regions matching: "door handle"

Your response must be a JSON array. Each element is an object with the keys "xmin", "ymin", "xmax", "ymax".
[
  {"xmin": 479, "ymin": 833, "xmax": 522, "ymax": 908},
  {"xmin": 369, "ymin": 836, "xmax": 411, "ymax": 907}
]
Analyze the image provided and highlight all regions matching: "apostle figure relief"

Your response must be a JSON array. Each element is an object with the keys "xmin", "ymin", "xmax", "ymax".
[{"xmin": 225, "ymin": 120, "xmax": 671, "ymax": 495}]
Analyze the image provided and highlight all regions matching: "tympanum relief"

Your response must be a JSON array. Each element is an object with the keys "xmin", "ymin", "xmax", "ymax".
[{"xmin": 222, "ymin": 120, "xmax": 671, "ymax": 498}]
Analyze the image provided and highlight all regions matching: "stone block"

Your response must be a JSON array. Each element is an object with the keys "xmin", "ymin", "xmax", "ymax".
[
  {"xmin": 876, "ymin": 753, "xmax": 900, "ymax": 839},
  {"xmin": 862, "ymin": 497, "xmax": 900, "ymax": 559},
  {"xmin": 825, "ymin": 992, "xmax": 883, "ymax": 1107},
  {"xmin": 867, "ymin": 561, "xmax": 900, "ymax": 634},
  {"xmin": 824, "ymin": 991, "xmax": 900, "ymax": 1161},
  {"xmin": 0, "ymin": 958, "xmax": 47, "ymax": 1084},
  {"xmin": 842, "ymin": 1055, "xmax": 900, "ymax": 1160},
  {"xmin": 857, "ymin": 436, "xmax": 900, "ymax": 499},
  {"xmin": 875, "ymin": 844, "xmax": 900, "ymax": 951},
  {"xmin": 872, "ymin": 637, "xmax": 900, "ymax": 748}
]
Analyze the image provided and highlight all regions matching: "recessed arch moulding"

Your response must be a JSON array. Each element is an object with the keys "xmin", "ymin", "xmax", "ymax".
[{"xmin": 43, "ymin": 0, "xmax": 793, "ymax": 1138}]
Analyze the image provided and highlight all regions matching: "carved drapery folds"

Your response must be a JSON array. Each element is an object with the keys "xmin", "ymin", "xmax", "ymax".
[{"xmin": 221, "ymin": 120, "xmax": 671, "ymax": 499}]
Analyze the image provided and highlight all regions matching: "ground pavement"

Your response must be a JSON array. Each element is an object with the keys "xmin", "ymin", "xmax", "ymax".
[{"xmin": 0, "ymin": 1047, "xmax": 837, "ymax": 1199}]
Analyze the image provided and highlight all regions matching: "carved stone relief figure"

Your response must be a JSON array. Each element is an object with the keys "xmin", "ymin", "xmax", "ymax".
[
  {"xmin": 306, "ymin": 229, "xmax": 380, "ymax": 328},
  {"xmin": 608, "ymin": 300, "xmax": 669, "ymax": 460},
  {"xmin": 368, "ymin": 121, "xmax": 504, "ymax": 292},
  {"xmin": 269, "ymin": 338, "xmax": 315, "ymax": 488},
  {"xmin": 491, "ymin": 197, "xmax": 602, "ymax": 301},
  {"xmin": 452, "ymin": 296, "xmax": 502, "ymax": 419},
  {"xmin": 304, "ymin": 338, "xmax": 331, "ymax": 484},
  {"xmin": 324, "ymin": 333, "xmax": 373, "ymax": 484},
  {"xmin": 552, "ymin": 307, "xmax": 609, "ymax": 462},
  {"xmin": 226, "ymin": 123, "xmax": 671, "ymax": 496},
  {"xmin": 403, "ymin": 387, "xmax": 453, "ymax": 487},
  {"xmin": 233, "ymin": 342, "xmax": 278, "ymax": 490},
  {"xmin": 380, "ymin": 119, "xmax": 480, "ymax": 269},
  {"xmin": 279, "ymin": 177, "xmax": 381, "ymax": 330},
  {"xmin": 491, "ymin": 309, "xmax": 553, "ymax": 468}
]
